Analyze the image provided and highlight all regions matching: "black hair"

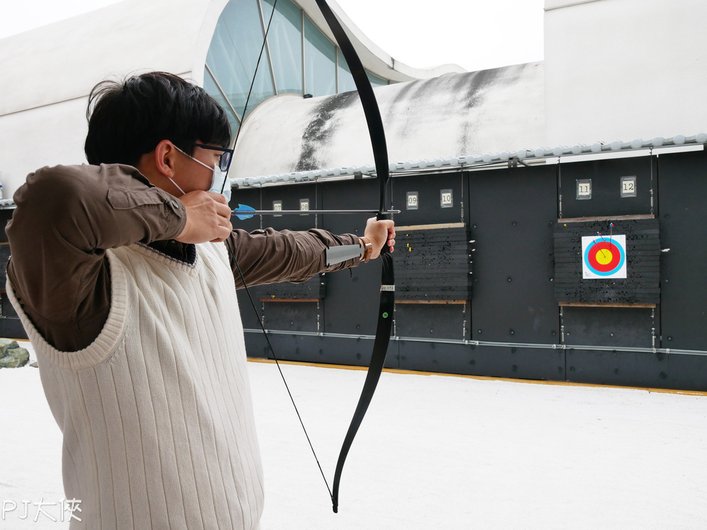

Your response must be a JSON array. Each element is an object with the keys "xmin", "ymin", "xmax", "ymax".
[{"xmin": 84, "ymin": 71, "xmax": 231, "ymax": 166}]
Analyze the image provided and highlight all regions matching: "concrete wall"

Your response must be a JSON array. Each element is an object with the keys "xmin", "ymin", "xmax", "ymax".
[{"xmin": 545, "ymin": 0, "xmax": 707, "ymax": 146}]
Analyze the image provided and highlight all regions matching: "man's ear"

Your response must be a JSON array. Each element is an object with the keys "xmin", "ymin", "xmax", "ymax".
[{"xmin": 153, "ymin": 139, "xmax": 177, "ymax": 177}]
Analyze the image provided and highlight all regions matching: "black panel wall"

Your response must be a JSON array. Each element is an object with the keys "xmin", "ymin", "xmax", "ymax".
[
  {"xmin": 657, "ymin": 149, "xmax": 707, "ymax": 351},
  {"xmin": 234, "ymin": 150, "xmax": 707, "ymax": 391},
  {"xmin": 391, "ymin": 173, "xmax": 465, "ymax": 226},
  {"xmin": 232, "ymin": 183, "xmax": 329, "ymax": 356},
  {"xmin": 558, "ymin": 152, "xmax": 707, "ymax": 390},
  {"xmin": 559, "ymin": 156, "xmax": 656, "ymax": 218},
  {"xmin": 321, "ymin": 178, "xmax": 391, "ymax": 366},
  {"xmin": 563, "ymin": 307, "xmax": 666, "ymax": 388},
  {"xmin": 391, "ymin": 173, "xmax": 469, "ymax": 364},
  {"xmin": 467, "ymin": 165, "xmax": 562, "ymax": 380}
]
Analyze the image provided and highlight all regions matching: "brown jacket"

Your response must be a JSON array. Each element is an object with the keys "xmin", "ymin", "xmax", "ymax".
[{"xmin": 7, "ymin": 164, "xmax": 360, "ymax": 351}]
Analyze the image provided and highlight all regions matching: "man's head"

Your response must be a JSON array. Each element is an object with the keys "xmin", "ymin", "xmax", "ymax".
[{"xmin": 84, "ymin": 72, "xmax": 232, "ymax": 196}]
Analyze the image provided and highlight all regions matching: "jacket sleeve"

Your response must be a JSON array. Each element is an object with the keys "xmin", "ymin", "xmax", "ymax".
[
  {"xmin": 6, "ymin": 163, "xmax": 186, "ymax": 343},
  {"xmin": 224, "ymin": 227, "xmax": 362, "ymax": 288}
]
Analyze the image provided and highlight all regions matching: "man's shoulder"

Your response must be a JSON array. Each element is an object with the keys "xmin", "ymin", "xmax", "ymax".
[
  {"xmin": 19, "ymin": 164, "xmax": 150, "ymax": 201},
  {"xmin": 26, "ymin": 163, "xmax": 89, "ymax": 184},
  {"xmin": 30, "ymin": 163, "xmax": 143, "ymax": 182}
]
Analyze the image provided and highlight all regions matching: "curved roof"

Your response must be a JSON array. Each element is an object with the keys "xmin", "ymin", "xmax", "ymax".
[
  {"xmin": 231, "ymin": 62, "xmax": 545, "ymax": 181},
  {"xmin": 0, "ymin": 0, "xmax": 460, "ymax": 196},
  {"xmin": 0, "ymin": 0, "xmax": 459, "ymax": 118}
]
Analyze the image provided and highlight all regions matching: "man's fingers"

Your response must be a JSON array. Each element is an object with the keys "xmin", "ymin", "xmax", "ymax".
[
  {"xmin": 362, "ymin": 217, "xmax": 397, "ymax": 258},
  {"xmin": 210, "ymin": 222, "xmax": 232, "ymax": 243},
  {"xmin": 208, "ymin": 191, "xmax": 228, "ymax": 204},
  {"xmin": 215, "ymin": 201, "xmax": 232, "ymax": 218},
  {"xmin": 176, "ymin": 190, "xmax": 234, "ymax": 244}
]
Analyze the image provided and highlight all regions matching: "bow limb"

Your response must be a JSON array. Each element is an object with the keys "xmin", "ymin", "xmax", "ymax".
[
  {"xmin": 331, "ymin": 254, "xmax": 394, "ymax": 513},
  {"xmin": 313, "ymin": 0, "xmax": 395, "ymax": 513}
]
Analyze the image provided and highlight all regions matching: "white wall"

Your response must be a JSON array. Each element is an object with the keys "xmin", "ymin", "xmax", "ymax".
[
  {"xmin": 545, "ymin": 0, "xmax": 707, "ymax": 146},
  {"xmin": 0, "ymin": 0, "xmax": 227, "ymax": 197},
  {"xmin": 0, "ymin": 98, "xmax": 89, "ymax": 195}
]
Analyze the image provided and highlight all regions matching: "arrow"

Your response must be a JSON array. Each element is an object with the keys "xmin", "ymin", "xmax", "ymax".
[{"xmin": 232, "ymin": 204, "xmax": 400, "ymax": 220}]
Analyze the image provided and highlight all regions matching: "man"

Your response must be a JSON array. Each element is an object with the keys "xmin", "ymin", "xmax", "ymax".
[{"xmin": 6, "ymin": 71, "xmax": 394, "ymax": 529}]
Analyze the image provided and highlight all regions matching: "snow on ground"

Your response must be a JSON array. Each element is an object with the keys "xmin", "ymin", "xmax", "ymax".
[{"xmin": 1, "ymin": 342, "xmax": 707, "ymax": 529}]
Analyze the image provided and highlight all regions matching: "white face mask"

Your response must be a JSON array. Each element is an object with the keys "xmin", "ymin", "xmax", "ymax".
[
  {"xmin": 208, "ymin": 165, "xmax": 232, "ymax": 204},
  {"xmin": 173, "ymin": 145, "xmax": 232, "ymax": 203}
]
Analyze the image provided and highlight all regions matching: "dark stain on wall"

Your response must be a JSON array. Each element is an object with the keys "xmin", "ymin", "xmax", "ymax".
[
  {"xmin": 458, "ymin": 67, "xmax": 502, "ymax": 154},
  {"xmin": 296, "ymin": 91, "xmax": 359, "ymax": 171}
]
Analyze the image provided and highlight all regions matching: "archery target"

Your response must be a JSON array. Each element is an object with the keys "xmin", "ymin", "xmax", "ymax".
[{"xmin": 581, "ymin": 235, "xmax": 627, "ymax": 279}]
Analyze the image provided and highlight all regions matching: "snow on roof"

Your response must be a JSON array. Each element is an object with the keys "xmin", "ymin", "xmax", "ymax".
[
  {"xmin": 231, "ymin": 63, "xmax": 546, "ymax": 185},
  {"xmin": 229, "ymin": 60, "xmax": 706, "ymax": 189},
  {"xmin": 232, "ymin": 132, "xmax": 707, "ymax": 188}
]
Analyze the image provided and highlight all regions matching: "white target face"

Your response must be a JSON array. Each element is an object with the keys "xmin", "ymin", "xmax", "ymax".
[{"xmin": 581, "ymin": 235, "xmax": 627, "ymax": 279}]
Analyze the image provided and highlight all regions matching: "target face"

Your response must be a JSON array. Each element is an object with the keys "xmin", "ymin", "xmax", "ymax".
[{"xmin": 581, "ymin": 235, "xmax": 627, "ymax": 279}]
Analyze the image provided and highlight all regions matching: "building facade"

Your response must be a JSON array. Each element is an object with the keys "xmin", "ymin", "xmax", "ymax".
[{"xmin": 1, "ymin": 0, "xmax": 706, "ymax": 390}]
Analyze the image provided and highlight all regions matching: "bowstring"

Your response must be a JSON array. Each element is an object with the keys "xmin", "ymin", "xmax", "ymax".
[
  {"xmin": 226, "ymin": 0, "xmax": 334, "ymax": 502},
  {"xmin": 234, "ymin": 261, "xmax": 333, "ymax": 501}
]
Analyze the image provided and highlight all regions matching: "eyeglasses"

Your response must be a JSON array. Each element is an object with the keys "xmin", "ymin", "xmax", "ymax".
[{"xmin": 195, "ymin": 143, "xmax": 234, "ymax": 172}]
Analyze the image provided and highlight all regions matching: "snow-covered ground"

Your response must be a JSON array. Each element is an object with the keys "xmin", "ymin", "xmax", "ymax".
[{"xmin": 1, "ymin": 344, "xmax": 706, "ymax": 529}]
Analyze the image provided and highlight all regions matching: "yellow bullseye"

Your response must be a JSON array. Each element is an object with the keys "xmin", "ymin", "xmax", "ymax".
[{"xmin": 595, "ymin": 249, "xmax": 614, "ymax": 265}]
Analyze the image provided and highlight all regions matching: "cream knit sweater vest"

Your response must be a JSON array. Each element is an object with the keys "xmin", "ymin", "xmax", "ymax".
[{"xmin": 8, "ymin": 242, "xmax": 264, "ymax": 529}]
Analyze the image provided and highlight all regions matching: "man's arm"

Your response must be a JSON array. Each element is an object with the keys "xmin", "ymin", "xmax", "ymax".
[
  {"xmin": 7, "ymin": 163, "xmax": 188, "ymax": 350},
  {"xmin": 225, "ymin": 218, "xmax": 396, "ymax": 288},
  {"xmin": 225, "ymin": 228, "xmax": 360, "ymax": 287}
]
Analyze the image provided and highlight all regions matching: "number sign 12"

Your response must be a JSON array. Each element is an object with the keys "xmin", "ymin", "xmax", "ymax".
[{"xmin": 621, "ymin": 176, "xmax": 637, "ymax": 198}]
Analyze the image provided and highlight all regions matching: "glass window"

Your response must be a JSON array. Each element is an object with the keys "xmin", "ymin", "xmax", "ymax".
[
  {"xmin": 367, "ymin": 71, "xmax": 388, "ymax": 87},
  {"xmin": 204, "ymin": 68, "xmax": 241, "ymax": 135},
  {"xmin": 263, "ymin": 0, "xmax": 303, "ymax": 94},
  {"xmin": 303, "ymin": 16, "xmax": 336, "ymax": 96},
  {"xmin": 336, "ymin": 48, "xmax": 356, "ymax": 93},
  {"xmin": 204, "ymin": 0, "xmax": 396, "ymax": 127},
  {"xmin": 259, "ymin": 0, "xmax": 274, "ymax": 23},
  {"xmin": 206, "ymin": 0, "xmax": 275, "ymax": 117}
]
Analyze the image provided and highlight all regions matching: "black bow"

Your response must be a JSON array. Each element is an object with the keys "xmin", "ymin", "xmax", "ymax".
[
  {"xmin": 232, "ymin": 0, "xmax": 394, "ymax": 513},
  {"xmin": 312, "ymin": 0, "xmax": 395, "ymax": 513}
]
